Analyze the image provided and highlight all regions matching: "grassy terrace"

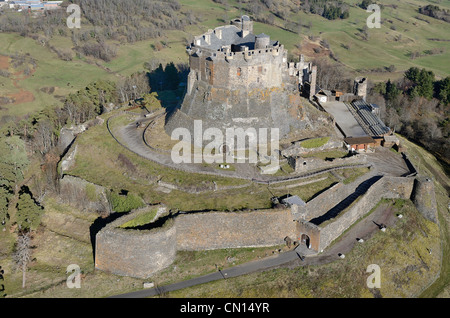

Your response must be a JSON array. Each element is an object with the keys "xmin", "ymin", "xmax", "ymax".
[
  {"xmin": 300, "ymin": 137, "xmax": 330, "ymax": 149},
  {"xmin": 63, "ymin": 111, "xmax": 370, "ymax": 212},
  {"xmin": 119, "ymin": 208, "xmax": 159, "ymax": 229}
]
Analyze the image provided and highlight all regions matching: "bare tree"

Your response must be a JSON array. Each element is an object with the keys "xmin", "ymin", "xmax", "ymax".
[{"xmin": 13, "ymin": 231, "xmax": 32, "ymax": 289}]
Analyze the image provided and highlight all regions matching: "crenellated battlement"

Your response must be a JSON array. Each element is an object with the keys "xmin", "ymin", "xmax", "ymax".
[{"xmin": 166, "ymin": 15, "xmax": 317, "ymax": 143}]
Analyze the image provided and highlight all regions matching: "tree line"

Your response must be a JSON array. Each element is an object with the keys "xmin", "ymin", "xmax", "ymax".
[{"xmin": 368, "ymin": 67, "xmax": 449, "ymax": 165}]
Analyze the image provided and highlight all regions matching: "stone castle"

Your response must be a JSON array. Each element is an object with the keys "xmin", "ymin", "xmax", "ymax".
[
  {"xmin": 90, "ymin": 16, "xmax": 440, "ymax": 280},
  {"xmin": 164, "ymin": 16, "xmax": 318, "ymax": 146}
]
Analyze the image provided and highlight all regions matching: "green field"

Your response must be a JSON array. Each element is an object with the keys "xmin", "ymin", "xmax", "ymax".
[{"xmin": 0, "ymin": 33, "xmax": 117, "ymax": 117}]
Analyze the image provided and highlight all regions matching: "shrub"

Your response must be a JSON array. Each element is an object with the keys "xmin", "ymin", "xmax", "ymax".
[{"xmin": 109, "ymin": 191, "xmax": 145, "ymax": 213}]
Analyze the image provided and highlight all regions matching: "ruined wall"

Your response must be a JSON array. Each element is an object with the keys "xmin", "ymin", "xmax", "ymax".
[
  {"xmin": 59, "ymin": 174, "xmax": 108, "ymax": 213},
  {"xmin": 175, "ymin": 208, "xmax": 297, "ymax": 251},
  {"xmin": 289, "ymin": 154, "xmax": 368, "ymax": 172},
  {"xmin": 281, "ymin": 138, "xmax": 344, "ymax": 158}
]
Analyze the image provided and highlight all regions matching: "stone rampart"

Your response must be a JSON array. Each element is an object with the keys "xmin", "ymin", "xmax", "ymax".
[
  {"xmin": 318, "ymin": 176, "xmax": 415, "ymax": 251},
  {"xmin": 294, "ymin": 169, "xmax": 378, "ymax": 221},
  {"xmin": 411, "ymin": 176, "xmax": 438, "ymax": 223},
  {"xmin": 59, "ymin": 174, "xmax": 108, "ymax": 213},
  {"xmin": 281, "ymin": 138, "xmax": 344, "ymax": 158},
  {"xmin": 289, "ymin": 154, "xmax": 367, "ymax": 172},
  {"xmin": 175, "ymin": 209, "xmax": 297, "ymax": 251},
  {"xmin": 94, "ymin": 206, "xmax": 177, "ymax": 279},
  {"xmin": 95, "ymin": 207, "xmax": 297, "ymax": 278}
]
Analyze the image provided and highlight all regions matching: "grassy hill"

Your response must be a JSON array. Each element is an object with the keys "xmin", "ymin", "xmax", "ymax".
[{"xmin": 1, "ymin": 0, "xmax": 449, "ymax": 118}]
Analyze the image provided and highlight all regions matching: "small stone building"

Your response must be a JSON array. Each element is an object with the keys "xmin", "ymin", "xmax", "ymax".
[{"xmin": 344, "ymin": 136, "xmax": 376, "ymax": 152}]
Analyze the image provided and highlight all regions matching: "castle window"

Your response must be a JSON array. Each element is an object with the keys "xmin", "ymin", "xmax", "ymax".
[
  {"xmin": 258, "ymin": 66, "xmax": 262, "ymax": 74},
  {"xmin": 237, "ymin": 67, "xmax": 241, "ymax": 76}
]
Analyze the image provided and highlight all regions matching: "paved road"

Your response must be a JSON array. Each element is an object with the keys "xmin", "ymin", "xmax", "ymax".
[
  {"xmin": 109, "ymin": 202, "xmax": 396, "ymax": 298},
  {"xmin": 109, "ymin": 250, "xmax": 302, "ymax": 298}
]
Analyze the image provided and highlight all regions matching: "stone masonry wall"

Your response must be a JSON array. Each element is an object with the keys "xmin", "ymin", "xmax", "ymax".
[
  {"xmin": 318, "ymin": 176, "xmax": 415, "ymax": 251},
  {"xmin": 289, "ymin": 154, "xmax": 367, "ymax": 172},
  {"xmin": 294, "ymin": 168, "xmax": 378, "ymax": 221},
  {"xmin": 59, "ymin": 174, "xmax": 108, "ymax": 213},
  {"xmin": 95, "ymin": 207, "xmax": 297, "ymax": 278},
  {"xmin": 411, "ymin": 176, "xmax": 438, "ymax": 223},
  {"xmin": 175, "ymin": 208, "xmax": 297, "ymax": 251},
  {"xmin": 95, "ymin": 207, "xmax": 177, "ymax": 279}
]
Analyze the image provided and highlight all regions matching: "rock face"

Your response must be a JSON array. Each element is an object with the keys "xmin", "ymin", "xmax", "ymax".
[{"xmin": 165, "ymin": 16, "xmax": 317, "ymax": 147}]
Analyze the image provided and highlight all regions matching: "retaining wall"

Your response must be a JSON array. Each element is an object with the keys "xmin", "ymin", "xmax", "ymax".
[
  {"xmin": 317, "ymin": 176, "xmax": 415, "ymax": 252},
  {"xmin": 294, "ymin": 169, "xmax": 377, "ymax": 221},
  {"xmin": 95, "ymin": 206, "xmax": 177, "ymax": 279},
  {"xmin": 95, "ymin": 207, "xmax": 297, "ymax": 278},
  {"xmin": 175, "ymin": 209, "xmax": 297, "ymax": 251}
]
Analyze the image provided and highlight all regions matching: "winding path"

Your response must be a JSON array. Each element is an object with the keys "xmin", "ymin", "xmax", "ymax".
[{"xmin": 107, "ymin": 112, "xmax": 373, "ymax": 185}]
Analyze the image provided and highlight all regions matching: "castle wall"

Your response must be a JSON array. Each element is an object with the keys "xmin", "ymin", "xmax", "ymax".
[
  {"xmin": 94, "ymin": 208, "xmax": 177, "ymax": 279},
  {"xmin": 59, "ymin": 174, "xmax": 108, "ymax": 213},
  {"xmin": 94, "ymin": 176, "xmax": 425, "ymax": 278},
  {"xmin": 296, "ymin": 221, "xmax": 321, "ymax": 251},
  {"xmin": 318, "ymin": 176, "xmax": 414, "ymax": 251},
  {"xmin": 294, "ymin": 170, "xmax": 377, "ymax": 221},
  {"xmin": 95, "ymin": 207, "xmax": 297, "ymax": 278},
  {"xmin": 289, "ymin": 154, "xmax": 368, "ymax": 173},
  {"xmin": 411, "ymin": 176, "xmax": 438, "ymax": 223},
  {"xmin": 175, "ymin": 209, "xmax": 297, "ymax": 251},
  {"xmin": 189, "ymin": 47, "xmax": 286, "ymax": 90},
  {"xmin": 281, "ymin": 138, "xmax": 344, "ymax": 158}
]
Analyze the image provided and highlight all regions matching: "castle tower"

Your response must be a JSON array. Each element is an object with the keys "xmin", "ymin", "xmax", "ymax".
[
  {"xmin": 354, "ymin": 77, "xmax": 368, "ymax": 101},
  {"xmin": 241, "ymin": 15, "xmax": 253, "ymax": 37},
  {"xmin": 309, "ymin": 65, "xmax": 317, "ymax": 100},
  {"xmin": 255, "ymin": 33, "xmax": 270, "ymax": 49},
  {"xmin": 165, "ymin": 16, "xmax": 312, "ymax": 147}
]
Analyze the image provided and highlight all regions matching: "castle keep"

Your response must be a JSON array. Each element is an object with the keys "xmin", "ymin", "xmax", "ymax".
[{"xmin": 164, "ymin": 16, "xmax": 316, "ymax": 145}]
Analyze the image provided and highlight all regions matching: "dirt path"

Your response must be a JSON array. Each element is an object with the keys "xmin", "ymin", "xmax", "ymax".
[
  {"xmin": 0, "ymin": 55, "xmax": 9, "ymax": 70},
  {"xmin": 0, "ymin": 54, "xmax": 36, "ymax": 107}
]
